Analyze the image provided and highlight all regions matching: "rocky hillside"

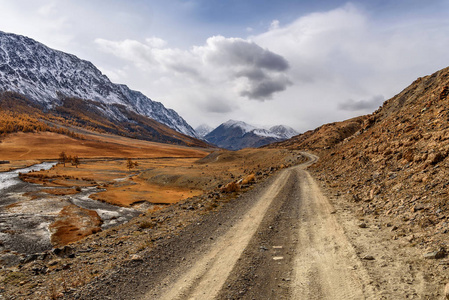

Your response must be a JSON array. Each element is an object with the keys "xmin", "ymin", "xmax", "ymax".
[
  {"xmin": 0, "ymin": 30, "xmax": 198, "ymax": 138},
  {"xmin": 274, "ymin": 66, "xmax": 449, "ymax": 252},
  {"xmin": 266, "ymin": 115, "xmax": 367, "ymax": 151}
]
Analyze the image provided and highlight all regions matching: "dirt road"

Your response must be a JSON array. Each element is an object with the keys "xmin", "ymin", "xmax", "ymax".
[
  {"xmin": 71, "ymin": 153, "xmax": 421, "ymax": 299},
  {"xmin": 135, "ymin": 153, "xmax": 373, "ymax": 299}
]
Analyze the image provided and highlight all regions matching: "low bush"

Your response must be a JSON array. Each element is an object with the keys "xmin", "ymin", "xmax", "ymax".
[{"xmin": 221, "ymin": 181, "xmax": 239, "ymax": 193}]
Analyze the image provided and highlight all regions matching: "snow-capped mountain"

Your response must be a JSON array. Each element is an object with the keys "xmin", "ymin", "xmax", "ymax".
[
  {"xmin": 269, "ymin": 125, "xmax": 298, "ymax": 139},
  {"xmin": 0, "ymin": 31, "xmax": 197, "ymax": 137},
  {"xmin": 204, "ymin": 120, "xmax": 298, "ymax": 150},
  {"xmin": 194, "ymin": 124, "xmax": 214, "ymax": 139}
]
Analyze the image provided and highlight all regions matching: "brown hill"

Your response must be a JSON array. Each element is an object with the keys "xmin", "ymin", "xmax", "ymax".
[
  {"xmin": 271, "ymin": 66, "xmax": 449, "ymax": 251},
  {"xmin": 266, "ymin": 115, "xmax": 367, "ymax": 151},
  {"xmin": 0, "ymin": 91, "xmax": 209, "ymax": 148}
]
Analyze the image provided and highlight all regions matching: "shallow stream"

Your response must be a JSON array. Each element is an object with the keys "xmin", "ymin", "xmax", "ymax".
[{"xmin": 0, "ymin": 163, "xmax": 141, "ymax": 266}]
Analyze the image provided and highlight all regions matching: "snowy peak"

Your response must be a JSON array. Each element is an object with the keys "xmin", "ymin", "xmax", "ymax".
[
  {"xmin": 269, "ymin": 125, "xmax": 299, "ymax": 139},
  {"xmin": 222, "ymin": 120, "xmax": 257, "ymax": 134},
  {"xmin": 0, "ymin": 30, "xmax": 197, "ymax": 137},
  {"xmin": 220, "ymin": 120, "xmax": 298, "ymax": 139},
  {"xmin": 204, "ymin": 120, "xmax": 299, "ymax": 150},
  {"xmin": 194, "ymin": 124, "xmax": 214, "ymax": 138}
]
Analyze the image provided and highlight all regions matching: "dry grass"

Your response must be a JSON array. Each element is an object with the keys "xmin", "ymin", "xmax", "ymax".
[
  {"xmin": 221, "ymin": 181, "xmax": 240, "ymax": 193},
  {"xmin": 49, "ymin": 205, "xmax": 102, "ymax": 247},
  {"xmin": 23, "ymin": 158, "xmax": 205, "ymax": 207},
  {"xmin": 0, "ymin": 131, "xmax": 208, "ymax": 161},
  {"xmin": 90, "ymin": 179, "xmax": 203, "ymax": 206},
  {"xmin": 2, "ymin": 129, "xmax": 300, "ymax": 252}
]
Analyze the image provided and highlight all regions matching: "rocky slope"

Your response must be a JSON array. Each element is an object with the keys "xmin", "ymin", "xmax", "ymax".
[
  {"xmin": 0, "ymin": 30, "xmax": 197, "ymax": 138},
  {"xmin": 205, "ymin": 120, "xmax": 298, "ymax": 150},
  {"xmin": 271, "ymin": 66, "xmax": 449, "ymax": 258},
  {"xmin": 266, "ymin": 115, "xmax": 367, "ymax": 151}
]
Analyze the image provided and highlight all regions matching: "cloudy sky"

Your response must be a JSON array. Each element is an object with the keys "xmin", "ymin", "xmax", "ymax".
[{"xmin": 1, "ymin": 0, "xmax": 449, "ymax": 132}]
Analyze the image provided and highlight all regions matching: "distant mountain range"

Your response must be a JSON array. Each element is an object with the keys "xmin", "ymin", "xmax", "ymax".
[
  {"xmin": 201, "ymin": 120, "xmax": 298, "ymax": 150},
  {"xmin": 0, "ymin": 30, "xmax": 203, "ymax": 145}
]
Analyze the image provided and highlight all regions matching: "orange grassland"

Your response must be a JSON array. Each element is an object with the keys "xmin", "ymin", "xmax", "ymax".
[
  {"xmin": 0, "ymin": 131, "xmax": 299, "ymax": 209},
  {"xmin": 0, "ymin": 131, "xmax": 207, "ymax": 161},
  {"xmin": 0, "ymin": 130, "xmax": 300, "ymax": 247},
  {"xmin": 0, "ymin": 130, "xmax": 210, "ymax": 206}
]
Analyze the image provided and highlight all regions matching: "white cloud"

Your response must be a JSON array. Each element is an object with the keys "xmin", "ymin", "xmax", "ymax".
[
  {"xmin": 95, "ymin": 38, "xmax": 158, "ymax": 69},
  {"xmin": 145, "ymin": 37, "xmax": 167, "ymax": 49},
  {"xmin": 95, "ymin": 34, "xmax": 293, "ymax": 122},
  {"xmin": 248, "ymin": 3, "xmax": 449, "ymax": 130},
  {"xmin": 269, "ymin": 20, "xmax": 280, "ymax": 30},
  {"xmin": 338, "ymin": 95, "xmax": 385, "ymax": 112},
  {"xmin": 93, "ymin": 3, "xmax": 449, "ymax": 130},
  {"xmin": 3, "ymin": 1, "xmax": 448, "ymax": 132}
]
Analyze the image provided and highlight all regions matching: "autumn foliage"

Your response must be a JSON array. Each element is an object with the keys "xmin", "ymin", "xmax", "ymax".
[{"xmin": 0, "ymin": 110, "xmax": 84, "ymax": 139}]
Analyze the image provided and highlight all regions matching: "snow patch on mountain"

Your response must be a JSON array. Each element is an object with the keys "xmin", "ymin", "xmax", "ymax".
[
  {"xmin": 0, "ymin": 30, "xmax": 197, "ymax": 137},
  {"xmin": 194, "ymin": 124, "xmax": 214, "ymax": 138},
  {"xmin": 220, "ymin": 120, "xmax": 298, "ymax": 139},
  {"xmin": 222, "ymin": 120, "xmax": 257, "ymax": 135},
  {"xmin": 204, "ymin": 120, "xmax": 299, "ymax": 150},
  {"xmin": 269, "ymin": 125, "xmax": 299, "ymax": 139}
]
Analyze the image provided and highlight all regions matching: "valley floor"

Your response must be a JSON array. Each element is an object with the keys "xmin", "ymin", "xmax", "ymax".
[
  {"xmin": 1, "ymin": 152, "xmax": 447, "ymax": 299},
  {"xmin": 64, "ymin": 153, "xmax": 446, "ymax": 299}
]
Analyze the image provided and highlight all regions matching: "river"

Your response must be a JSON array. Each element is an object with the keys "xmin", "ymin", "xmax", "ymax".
[
  {"xmin": 0, "ymin": 162, "xmax": 57, "ymax": 193},
  {"xmin": 0, "ymin": 162, "xmax": 141, "ymax": 266}
]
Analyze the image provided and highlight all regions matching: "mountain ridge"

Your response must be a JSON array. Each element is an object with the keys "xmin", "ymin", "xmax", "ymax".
[{"xmin": 0, "ymin": 30, "xmax": 197, "ymax": 138}]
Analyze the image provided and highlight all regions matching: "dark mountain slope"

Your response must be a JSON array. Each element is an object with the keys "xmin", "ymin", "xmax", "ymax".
[{"xmin": 0, "ymin": 92, "xmax": 209, "ymax": 147}]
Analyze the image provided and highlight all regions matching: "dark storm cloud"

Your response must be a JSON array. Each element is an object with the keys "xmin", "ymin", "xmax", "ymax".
[
  {"xmin": 235, "ymin": 69, "xmax": 267, "ymax": 81},
  {"xmin": 205, "ymin": 36, "xmax": 292, "ymax": 101},
  {"xmin": 207, "ymin": 37, "xmax": 290, "ymax": 71},
  {"xmin": 240, "ymin": 75, "xmax": 292, "ymax": 100},
  {"xmin": 338, "ymin": 95, "xmax": 385, "ymax": 111}
]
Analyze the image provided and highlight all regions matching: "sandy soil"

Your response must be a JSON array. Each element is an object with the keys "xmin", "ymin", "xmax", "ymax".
[{"xmin": 291, "ymin": 164, "xmax": 373, "ymax": 299}]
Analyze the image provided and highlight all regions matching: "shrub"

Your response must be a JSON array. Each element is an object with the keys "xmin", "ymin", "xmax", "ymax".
[
  {"xmin": 139, "ymin": 221, "xmax": 155, "ymax": 229},
  {"xmin": 241, "ymin": 174, "xmax": 256, "ymax": 185},
  {"xmin": 221, "ymin": 181, "xmax": 239, "ymax": 193}
]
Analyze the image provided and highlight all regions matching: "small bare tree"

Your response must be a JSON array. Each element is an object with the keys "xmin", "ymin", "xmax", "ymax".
[
  {"xmin": 58, "ymin": 151, "xmax": 68, "ymax": 167},
  {"xmin": 72, "ymin": 155, "xmax": 80, "ymax": 168},
  {"xmin": 126, "ymin": 158, "xmax": 138, "ymax": 171}
]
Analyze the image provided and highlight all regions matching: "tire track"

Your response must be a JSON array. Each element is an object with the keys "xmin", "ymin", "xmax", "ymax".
[
  {"xmin": 143, "ymin": 168, "xmax": 292, "ymax": 300},
  {"xmin": 291, "ymin": 153, "xmax": 375, "ymax": 299}
]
